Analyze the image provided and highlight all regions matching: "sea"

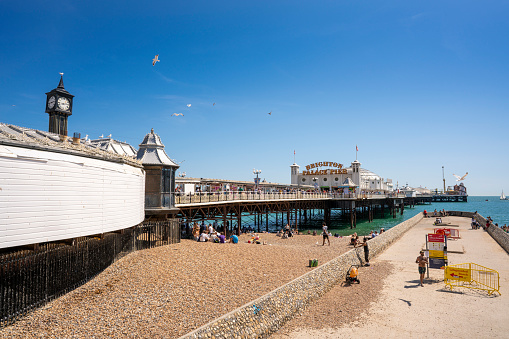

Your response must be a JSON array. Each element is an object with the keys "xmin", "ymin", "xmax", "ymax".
[
  {"xmin": 311, "ymin": 196, "xmax": 509, "ymax": 236},
  {"xmin": 235, "ymin": 196, "xmax": 509, "ymax": 237}
]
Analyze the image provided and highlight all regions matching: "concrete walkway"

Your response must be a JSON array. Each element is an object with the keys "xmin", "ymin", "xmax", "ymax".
[{"xmin": 286, "ymin": 216, "xmax": 509, "ymax": 338}]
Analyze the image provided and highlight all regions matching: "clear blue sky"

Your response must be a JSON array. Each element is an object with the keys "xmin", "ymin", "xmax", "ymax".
[{"xmin": 1, "ymin": 1, "xmax": 508, "ymax": 195}]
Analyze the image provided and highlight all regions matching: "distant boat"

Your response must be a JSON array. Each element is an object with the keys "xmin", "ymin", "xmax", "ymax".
[{"xmin": 501, "ymin": 190, "xmax": 508, "ymax": 200}]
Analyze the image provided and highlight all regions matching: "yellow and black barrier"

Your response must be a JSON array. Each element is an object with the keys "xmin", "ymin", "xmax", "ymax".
[{"xmin": 444, "ymin": 263, "xmax": 501, "ymax": 296}]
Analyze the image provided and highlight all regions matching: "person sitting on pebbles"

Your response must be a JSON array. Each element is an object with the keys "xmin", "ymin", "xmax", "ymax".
[
  {"xmin": 350, "ymin": 233, "xmax": 358, "ymax": 245},
  {"xmin": 199, "ymin": 232, "xmax": 210, "ymax": 242},
  {"xmin": 229, "ymin": 234, "xmax": 239, "ymax": 244}
]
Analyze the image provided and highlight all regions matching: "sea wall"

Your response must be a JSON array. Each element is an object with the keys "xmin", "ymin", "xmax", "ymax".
[
  {"xmin": 180, "ymin": 213, "xmax": 424, "ymax": 339},
  {"xmin": 448, "ymin": 211, "xmax": 509, "ymax": 254}
]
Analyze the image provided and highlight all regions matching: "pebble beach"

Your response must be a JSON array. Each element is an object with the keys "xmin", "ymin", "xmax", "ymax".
[{"xmin": 0, "ymin": 233, "xmax": 391, "ymax": 338}]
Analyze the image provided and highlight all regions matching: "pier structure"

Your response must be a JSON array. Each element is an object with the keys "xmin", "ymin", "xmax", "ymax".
[{"xmin": 175, "ymin": 192, "xmax": 411, "ymax": 235}]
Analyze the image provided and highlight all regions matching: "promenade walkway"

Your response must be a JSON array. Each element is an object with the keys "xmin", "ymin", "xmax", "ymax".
[{"xmin": 279, "ymin": 215, "xmax": 509, "ymax": 338}]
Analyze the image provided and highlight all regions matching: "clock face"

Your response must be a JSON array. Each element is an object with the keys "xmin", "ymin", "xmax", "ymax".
[
  {"xmin": 47, "ymin": 96, "xmax": 56, "ymax": 109},
  {"xmin": 57, "ymin": 97, "xmax": 70, "ymax": 111}
]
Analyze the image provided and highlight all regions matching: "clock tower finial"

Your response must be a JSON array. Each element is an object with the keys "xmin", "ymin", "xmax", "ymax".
[
  {"xmin": 57, "ymin": 73, "xmax": 65, "ymax": 89},
  {"xmin": 45, "ymin": 74, "xmax": 74, "ymax": 136}
]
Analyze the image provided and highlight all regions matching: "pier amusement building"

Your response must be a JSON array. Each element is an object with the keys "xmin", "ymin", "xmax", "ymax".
[{"xmin": 291, "ymin": 160, "xmax": 393, "ymax": 193}]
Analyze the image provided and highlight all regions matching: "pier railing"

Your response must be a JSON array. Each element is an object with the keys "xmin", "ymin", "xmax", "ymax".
[{"xmin": 175, "ymin": 191, "xmax": 406, "ymax": 205}]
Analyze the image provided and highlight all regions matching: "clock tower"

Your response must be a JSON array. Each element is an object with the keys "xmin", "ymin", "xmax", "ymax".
[{"xmin": 45, "ymin": 74, "xmax": 74, "ymax": 136}]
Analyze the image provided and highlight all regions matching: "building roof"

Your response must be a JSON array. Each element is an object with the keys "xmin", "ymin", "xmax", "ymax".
[
  {"xmin": 45, "ymin": 75, "xmax": 74, "ymax": 98},
  {"xmin": 340, "ymin": 177, "xmax": 358, "ymax": 187},
  {"xmin": 0, "ymin": 123, "xmax": 142, "ymax": 167},
  {"xmin": 136, "ymin": 128, "xmax": 178, "ymax": 167},
  {"xmin": 88, "ymin": 137, "xmax": 137, "ymax": 157}
]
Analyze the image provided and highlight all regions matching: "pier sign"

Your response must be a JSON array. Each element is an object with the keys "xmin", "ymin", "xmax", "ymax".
[{"xmin": 303, "ymin": 161, "xmax": 347, "ymax": 175}]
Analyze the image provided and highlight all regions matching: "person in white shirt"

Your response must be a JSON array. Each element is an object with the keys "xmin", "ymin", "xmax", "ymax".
[
  {"xmin": 322, "ymin": 222, "xmax": 330, "ymax": 246},
  {"xmin": 199, "ymin": 233, "xmax": 210, "ymax": 242}
]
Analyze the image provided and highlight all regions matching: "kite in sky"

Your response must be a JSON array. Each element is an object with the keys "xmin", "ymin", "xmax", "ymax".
[
  {"xmin": 152, "ymin": 55, "xmax": 160, "ymax": 66},
  {"xmin": 172, "ymin": 113, "xmax": 184, "ymax": 117},
  {"xmin": 213, "ymin": 103, "xmax": 216, "ymax": 106},
  {"xmin": 268, "ymin": 111, "xmax": 272, "ymax": 115},
  {"xmin": 186, "ymin": 104, "xmax": 191, "ymax": 107},
  {"xmin": 452, "ymin": 172, "xmax": 468, "ymax": 181}
]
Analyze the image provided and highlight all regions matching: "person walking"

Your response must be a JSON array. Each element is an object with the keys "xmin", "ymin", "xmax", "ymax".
[
  {"xmin": 416, "ymin": 250, "xmax": 428, "ymax": 286},
  {"xmin": 322, "ymin": 222, "xmax": 330, "ymax": 246},
  {"xmin": 355, "ymin": 237, "xmax": 370, "ymax": 266}
]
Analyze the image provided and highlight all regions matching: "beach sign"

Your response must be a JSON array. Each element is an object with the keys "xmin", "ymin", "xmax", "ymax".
[
  {"xmin": 429, "ymin": 257, "xmax": 446, "ymax": 269},
  {"xmin": 445, "ymin": 267, "xmax": 471, "ymax": 282},
  {"xmin": 426, "ymin": 234, "xmax": 447, "ymax": 269}
]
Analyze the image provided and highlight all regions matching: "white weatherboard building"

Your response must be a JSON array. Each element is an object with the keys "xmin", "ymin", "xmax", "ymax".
[
  {"xmin": 0, "ymin": 124, "xmax": 145, "ymax": 250},
  {"xmin": 291, "ymin": 159, "xmax": 393, "ymax": 193}
]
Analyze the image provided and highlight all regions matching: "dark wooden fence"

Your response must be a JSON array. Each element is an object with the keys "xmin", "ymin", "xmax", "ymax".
[{"xmin": 0, "ymin": 220, "xmax": 180, "ymax": 328}]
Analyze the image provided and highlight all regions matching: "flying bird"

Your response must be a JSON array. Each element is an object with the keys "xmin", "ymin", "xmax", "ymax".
[
  {"xmin": 213, "ymin": 103, "xmax": 216, "ymax": 106},
  {"xmin": 152, "ymin": 55, "xmax": 160, "ymax": 66},
  {"xmin": 172, "ymin": 113, "xmax": 184, "ymax": 116},
  {"xmin": 186, "ymin": 104, "xmax": 191, "ymax": 107},
  {"xmin": 452, "ymin": 172, "xmax": 468, "ymax": 181},
  {"xmin": 268, "ymin": 111, "xmax": 272, "ymax": 115}
]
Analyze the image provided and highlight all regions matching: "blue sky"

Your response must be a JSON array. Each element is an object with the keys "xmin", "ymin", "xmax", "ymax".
[{"xmin": 1, "ymin": 1, "xmax": 508, "ymax": 195}]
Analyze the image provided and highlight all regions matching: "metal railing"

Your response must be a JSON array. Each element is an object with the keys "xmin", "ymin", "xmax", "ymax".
[
  {"xmin": 0, "ymin": 220, "xmax": 180, "ymax": 328},
  {"xmin": 174, "ymin": 191, "xmax": 407, "ymax": 205},
  {"xmin": 444, "ymin": 262, "xmax": 501, "ymax": 296}
]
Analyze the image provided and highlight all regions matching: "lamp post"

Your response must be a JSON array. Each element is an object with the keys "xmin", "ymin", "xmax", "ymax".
[
  {"xmin": 442, "ymin": 166, "xmax": 445, "ymax": 194},
  {"xmin": 178, "ymin": 172, "xmax": 186, "ymax": 178},
  {"xmin": 253, "ymin": 169, "xmax": 262, "ymax": 190}
]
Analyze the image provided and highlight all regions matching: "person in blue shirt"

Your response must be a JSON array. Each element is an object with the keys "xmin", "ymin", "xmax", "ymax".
[{"xmin": 229, "ymin": 234, "xmax": 239, "ymax": 244}]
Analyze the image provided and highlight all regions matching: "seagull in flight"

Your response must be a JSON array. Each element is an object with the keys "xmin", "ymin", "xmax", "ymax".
[
  {"xmin": 172, "ymin": 113, "xmax": 184, "ymax": 117},
  {"xmin": 186, "ymin": 104, "xmax": 191, "ymax": 108},
  {"xmin": 59, "ymin": 72, "xmax": 64, "ymax": 76},
  {"xmin": 452, "ymin": 172, "xmax": 468, "ymax": 181},
  {"xmin": 152, "ymin": 55, "xmax": 160, "ymax": 66}
]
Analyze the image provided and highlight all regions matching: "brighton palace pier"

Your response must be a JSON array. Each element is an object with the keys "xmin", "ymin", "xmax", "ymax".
[{"xmin": 0, "ymin": 76, "xmax": 467, "ymax": 252}]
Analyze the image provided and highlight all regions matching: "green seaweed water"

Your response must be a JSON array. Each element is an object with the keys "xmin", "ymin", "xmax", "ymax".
[{"xmin": 199, "ymin": 196, "xmax": 508, "ymax": 237}]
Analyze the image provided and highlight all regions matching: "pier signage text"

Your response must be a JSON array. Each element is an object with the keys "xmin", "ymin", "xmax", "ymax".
[{"xmin": 302, "ymin": 161, "xmax": 347, "ymax": 175}]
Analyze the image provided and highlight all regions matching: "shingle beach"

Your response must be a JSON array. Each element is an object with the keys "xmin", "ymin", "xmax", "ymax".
[{"xmin": 0, "ymin": 233, "xmax": 391, "ymax": 338}]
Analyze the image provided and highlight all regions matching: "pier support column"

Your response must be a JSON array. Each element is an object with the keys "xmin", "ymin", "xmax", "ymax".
[
  {"xmin": 350, "ymin": 208, "xmax": 354, "ymax": 229},
  {"xmin": 401, "ymin": 201, "xmax": 404, "ymax": 215},
  {"xmin": 266, "ymin": 209, "xmax": 269, "ymax": 233}
]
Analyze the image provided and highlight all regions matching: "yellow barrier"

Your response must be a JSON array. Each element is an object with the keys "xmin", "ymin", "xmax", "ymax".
[{"xmin": 444, "ymin": 263, "xmax": 501, "ymax": 296}]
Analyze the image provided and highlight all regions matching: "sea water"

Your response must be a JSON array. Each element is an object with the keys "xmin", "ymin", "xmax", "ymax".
[
  {"xmin": 234, "ymin": 196, "xmax": 508, "ymax": 237},
  {"xmin": 319, "ymin": 196, "xmax": 509, "ymax": 236}
]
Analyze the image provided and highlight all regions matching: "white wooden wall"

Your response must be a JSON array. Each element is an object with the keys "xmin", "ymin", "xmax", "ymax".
[{"xmin": 0, "ymin": 144, "xmax": 145, "ymax": 249}]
